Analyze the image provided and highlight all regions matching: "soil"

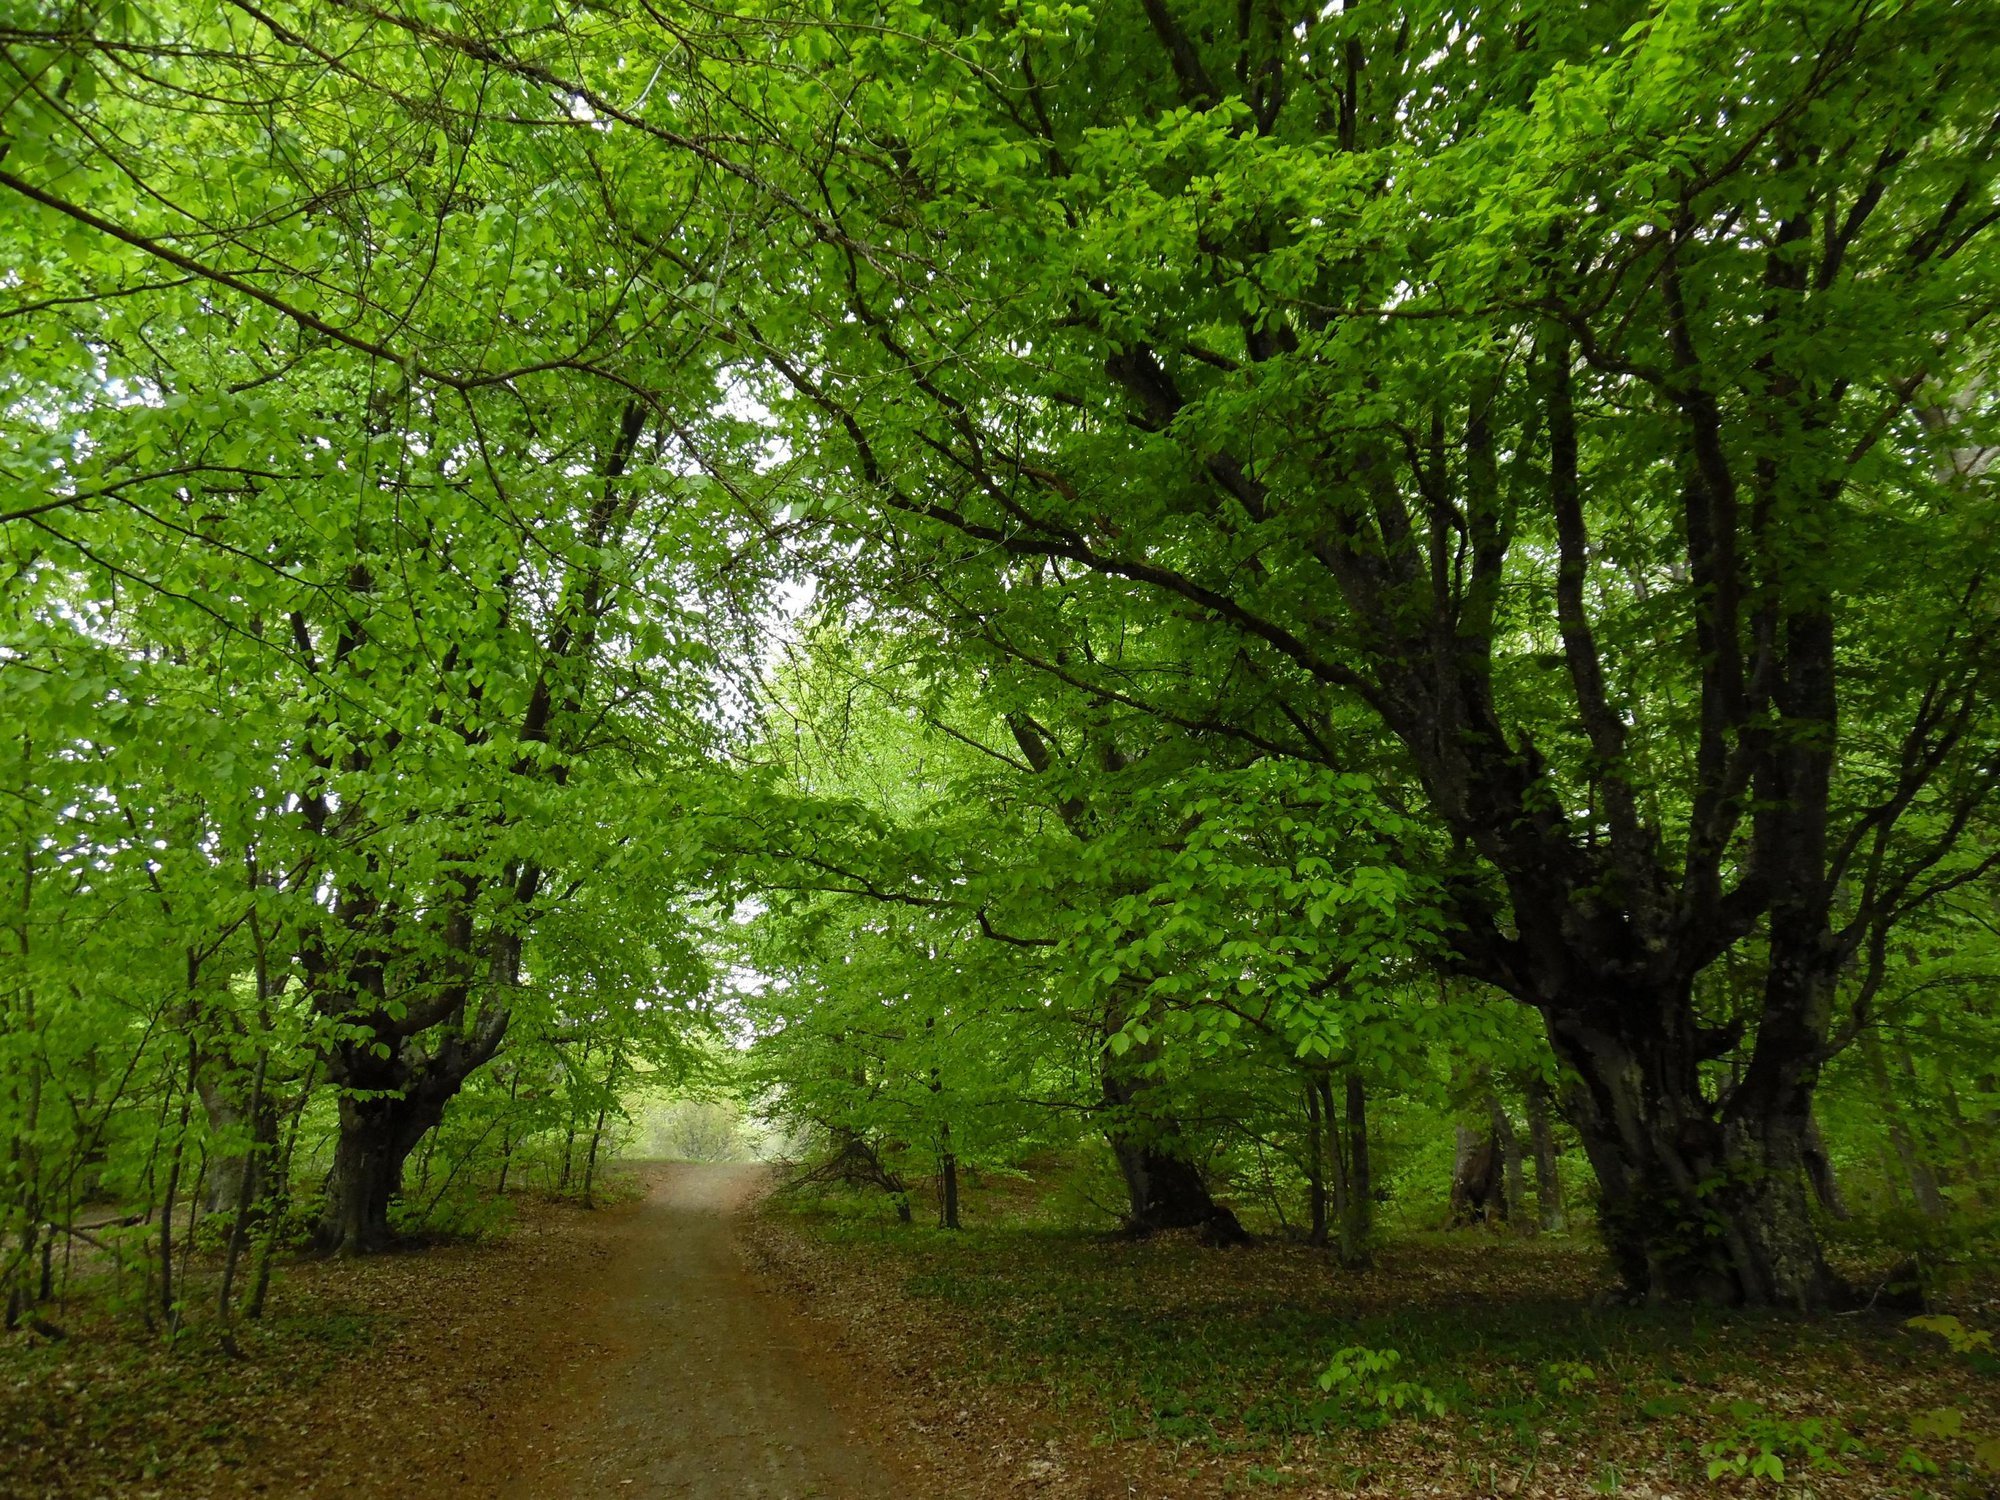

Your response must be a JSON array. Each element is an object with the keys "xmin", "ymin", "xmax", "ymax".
[
  {"xmin": 500, "ymin": 1162, "xmax": 902, "ymax": 1498},
  {"xmin": 1, "ymin": 1163, "xmax": 912, "ymax": 1499}
]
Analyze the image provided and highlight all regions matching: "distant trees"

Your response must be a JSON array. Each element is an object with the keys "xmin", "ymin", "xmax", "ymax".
[{"xmin": 650, "ymin": 1101, "xmax": 750, "ymax": 1165}]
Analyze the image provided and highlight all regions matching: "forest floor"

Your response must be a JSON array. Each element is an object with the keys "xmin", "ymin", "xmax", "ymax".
[
  {"xmin": 5, "ymin": 1162, "xmax": 1997, "ymax": 1499},
  {"xmin": 1, "ymin": 1162, "xmax": 904, "ymax": 1499},
  {"xmin": 742, "ymin": 1171, "xmax": 2000, "ymax": 1500}
]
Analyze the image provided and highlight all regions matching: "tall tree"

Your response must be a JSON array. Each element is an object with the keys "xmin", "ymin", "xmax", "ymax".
[{"xmin": 698, "ymin": 0, "xmax": 2000, "ymax": 1305}]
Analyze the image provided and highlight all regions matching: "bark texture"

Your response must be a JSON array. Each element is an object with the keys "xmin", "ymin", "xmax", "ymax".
[{"xmin": 1101, "ymin": 1052, "xmax": 1245, "ymax": 1243}]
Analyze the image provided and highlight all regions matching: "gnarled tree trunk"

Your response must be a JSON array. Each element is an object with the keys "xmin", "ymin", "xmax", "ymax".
[
  {"xmin": 314, "ymin": 1018, "xmax": 507, "ymax": 1255},
  {"xmin": 1546, "ymin": 1003, "xmax": 1835, "ymax": 1308},
  {"xmin": 1100, "ymin": 1044, "xmax": 1244, "ymax": 1243}
]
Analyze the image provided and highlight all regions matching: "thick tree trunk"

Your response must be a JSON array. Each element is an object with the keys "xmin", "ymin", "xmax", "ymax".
[
  {"xmin": 1524, "ymin": 1076, "xmax": 1566, "ymax": 1232},
  {"xmin": 1450, "ymin": 1123, "xmax": 1504, "ymax": 1225},
  {"xmin": 302, "ymin": 877, "xmax": 517, "ymax": 1254},
  {"xmin": 1546, "ymin": 1006, "xmax": 1836, "ymax": 1308},
  {"xmin": 1096, "ymin": 1006, "xmax": 1244, "ymax": 1242},
  {"xmin": 313, "ymin": 1020, "xmax": 504, "ymax": 1254},
  {"xmin": 314, "ymin": 1091, "xmax": 440, "ymax": 1254},
  {"xmin": 1106, "ymin": 1127, "xmax": 1235, "ymax": 1236},
  {"xmin": 1100, "ymin": 1055, "xmax": 1245, "ymax": 1243}
]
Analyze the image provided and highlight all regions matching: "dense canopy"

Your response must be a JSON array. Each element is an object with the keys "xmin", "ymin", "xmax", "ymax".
[{"xmin": 3, "ymin": 0, "xmax": 1998, "ymax": 1396}]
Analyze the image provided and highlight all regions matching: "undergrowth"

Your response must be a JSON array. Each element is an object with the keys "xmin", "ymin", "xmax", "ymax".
[{"xmin": 767, "ymin": 1174, "xmax": 2000, "ymax": 1497}]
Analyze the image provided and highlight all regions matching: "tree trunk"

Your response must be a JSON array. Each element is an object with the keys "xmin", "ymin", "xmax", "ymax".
[
  {"xmin": 928, "ymin": 1032, "xmax": 959, "ymax": 1230},
  {"xmin": 302, "ymin": 886, "xmax": 515, "ymax": 1254},
  {"xmin": 1304, "ymin": 1079, "xmax": 1328, "ymax": 1248},
  {"xmin": 1523, "ymin": 1076, "xmax": 1566, "ymax": 1233},
  {"xmin": 1487, "ymin": 1089, "xmax": 1526, "ymax": 1230},
  {"xmin": 1339, "ymin": 1071, "xmax": 1371, "ymax": 1266},
  {"xmin": 938, "ymin": 1140, "xmax": 960, "ymax": 1230},
  {"xmin": 314, "ymin": 1080, "xmax": 454, "ymax": 1254},
  {"xmin": 199, "ymin": 1068, "xmax": 281, "ymax": 1216},
  {"xmin": 1449, "ymin": 1123, "xmax": 1503, "ymax": 1226},
  {"xmin": 1546, "ymin": 1006, "xmax": 1836, "ymax": 1308},
  {"xmin": 159, "ymin": 1035, "xmax": 199, "ymax": 1326},
  {"xmin": 316, "ymin": 1098, "xmax": 415, "ymax": 1254},
  {"xmin": 1100, "ymin": 1046, "xmax": 1244, "ymax": 1243},
  {"xmin": 1799, "ymin": 1110, "xmax": 1848, "ymax": 1220},
  {"xmin": 216, "ymin": 1045, "xmax": 271, "ymax": 1348},
  {"xmin": 581, "ymin": 1109, "xmax": 608, "ymax": 1207},
  {"xmin": 496, "ymin": 1068, "xmax": 522, "ymax": 1196},
  {"xmin": 247, "ymin": 1063, "xmax": 317, "ymax": 1320}
]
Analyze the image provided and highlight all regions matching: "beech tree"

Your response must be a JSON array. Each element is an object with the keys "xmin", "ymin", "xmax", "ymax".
[
  {"xmin": 2, "ymin": 0, "xmax": 754, "ymax": 1257},
  {"xmin": 705, "ymin": 0, "xmax": 2000, "ymax": 1303},
  {"xmin": 6, "ymin": 0, "xmax": 2000, "ymax": 1324}
]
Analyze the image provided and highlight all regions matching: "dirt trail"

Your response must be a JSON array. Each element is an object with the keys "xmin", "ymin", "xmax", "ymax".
[{"xmin": 503, "ymin": 1162, "xmax": 901, "ymax": 1499}]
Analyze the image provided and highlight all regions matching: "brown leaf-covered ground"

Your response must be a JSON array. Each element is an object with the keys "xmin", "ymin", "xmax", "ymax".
[
  {"xmin": 4, "ymin": 1175, "xmax": 634, "ymax": 1497},
  {"xmin": 740, "ymin": 1170, "xmax": 2000, "ymax": 1500},
  {"xmin": 1, "ymin": 1163, "xmax": 901, "ymax": 1499},
  {"xmin": 5, "ymin": 1161, "xmax": 1996, "ymax": 1499}
]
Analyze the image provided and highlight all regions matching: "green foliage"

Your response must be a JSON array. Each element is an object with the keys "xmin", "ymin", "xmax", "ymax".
[
  {"xmin": 1, "ymin": 0, "xmax": 1998, "ymax": 1406},
  {"xmin": 1699, "ymin": 1401, "xmax": 1862, "ymax": 1484},
  {"xmin": 1539, "ymin": 1360, "xmax": 1598, "ymax": 1398},
  {"xmin": 1316, "ymin": 1346, "xmax": 1447, "ymax": 1422},
  {"xmin": 1903, "ymin": 1316, "xmax": 2000, "ymax": 1479}
]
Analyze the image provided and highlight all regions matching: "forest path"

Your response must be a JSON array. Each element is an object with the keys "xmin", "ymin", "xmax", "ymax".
[{"xmin": 501, "ymin": 1161, "xmax": 900, "ymax": 1499}]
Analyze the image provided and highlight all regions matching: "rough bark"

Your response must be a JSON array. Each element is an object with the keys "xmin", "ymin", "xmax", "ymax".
[
  {"xmin": 1547, "ymin": 1004, "xmax": 1836, "ymax": 1307},
  {"xmin": 313, "ymin": 1018, "xmax": 506, "ymax": 1255},
  {"xmin": 315, "ymin": 1093, "xmax": 438, "ymax": 1254},
  {"xmin": 1101, "ymin": 1055, "xmax": 1245, "ymax": 1243}
]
